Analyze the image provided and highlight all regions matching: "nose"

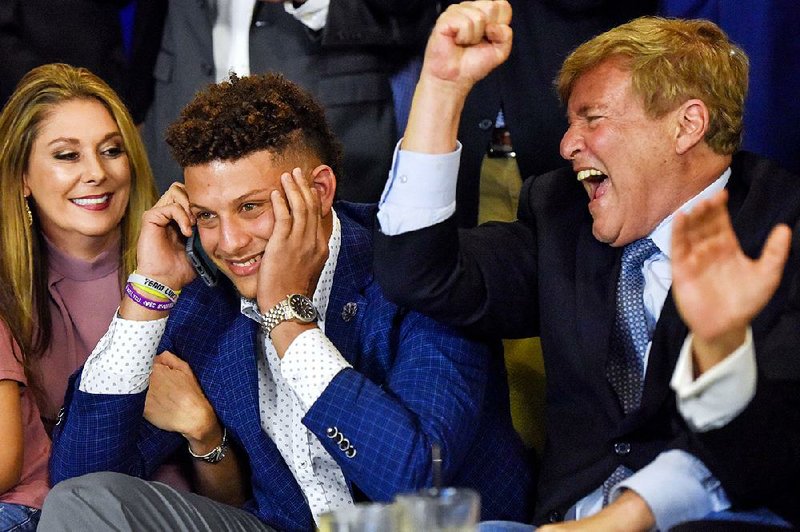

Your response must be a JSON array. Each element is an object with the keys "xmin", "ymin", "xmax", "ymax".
[
  {"xmin": 216, "ymin": 217, "xmax": 250, "ymax": 257},
  {"xmin": 81, "ymin": 152, "xmax": 107, "ymax": 184},
  {"xmin": 560, "ymin": 125, "xmax": 584, "ymax": 161}
]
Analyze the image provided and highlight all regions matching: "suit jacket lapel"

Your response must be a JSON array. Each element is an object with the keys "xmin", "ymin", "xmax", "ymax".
[
  {"xmin": 324, "ymin": 208, "xmax": 372, "ymax": 364},
  {"xmin": 575, "ymin": 220, "xmax": 623, "ymax": 417}
]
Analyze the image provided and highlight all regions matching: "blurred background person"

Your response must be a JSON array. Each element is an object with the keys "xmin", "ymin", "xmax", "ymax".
[
  {"xmin": 0, "ymin": 0, "xmax": 166, "ymax": 124},
  {"xmin": 141, "ymin": 0, "xmax": 436, "ymax": 199}
]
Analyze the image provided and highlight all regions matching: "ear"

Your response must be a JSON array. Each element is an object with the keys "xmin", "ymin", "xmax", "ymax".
[
  {"xmin": 310, "ymin": 164, "xmax": 336, "ymax": 216},
  {"xmin": 22, "ymin": 174, "xmax": 31, "ymax": 197},
  {"xmin": 674, "ymin": 99, "xmax": 709, "ymax": 155}
]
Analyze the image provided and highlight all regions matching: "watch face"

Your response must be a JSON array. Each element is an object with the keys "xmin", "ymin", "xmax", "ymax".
[{"xmin": 288, "ymin": 294, "xmax": 317, "ymax": 322}]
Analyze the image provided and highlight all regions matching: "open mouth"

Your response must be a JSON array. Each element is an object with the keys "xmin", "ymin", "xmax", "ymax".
[
  {"xmin": 577, "ymin": 169, "xmax": 609, "ymax": 201},
  {"xmin": 225, "ymin": 253, "xmax": 263, "ymax": 276}
]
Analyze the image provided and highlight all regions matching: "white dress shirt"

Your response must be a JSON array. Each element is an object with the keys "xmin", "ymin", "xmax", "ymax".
[{"xmin": 81, "ymin": 210, "xmax": 356, "ymax": 524}]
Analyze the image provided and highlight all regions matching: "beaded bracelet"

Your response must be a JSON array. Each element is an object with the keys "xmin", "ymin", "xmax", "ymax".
[
  {"xmin": 125, "ymin": 283, "xmax": 175, "ymax": 312},
  {"xmin": 127, "ymin": 272, "xmax": 180, "ymax": 303}
]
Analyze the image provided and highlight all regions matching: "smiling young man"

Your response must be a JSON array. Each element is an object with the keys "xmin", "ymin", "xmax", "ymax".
[
  {"xmin": 39, "ymin": 72, "xmax": 533, "ymax": 531},
  {"xmin": 374, "ymin": 2, "xmax": 800, "ymax": 530}
]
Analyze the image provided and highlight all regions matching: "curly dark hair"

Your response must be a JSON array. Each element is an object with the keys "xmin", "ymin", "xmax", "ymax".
[{"xmin": 165, "ymin": 72, "xmax": 343, "ymax": 174}]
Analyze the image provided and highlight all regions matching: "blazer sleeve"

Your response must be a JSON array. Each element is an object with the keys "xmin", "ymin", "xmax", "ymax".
[
  {"xmin": 301, "ymin": 309, "xmax": 490, "ymax": 500},
  {"xmin": 374, "ymin": 177, "xmax": 541, "ymax": 339},
  {"xmin": 49, "ymin": 370, "xmax": 184, "ymax": 486}
]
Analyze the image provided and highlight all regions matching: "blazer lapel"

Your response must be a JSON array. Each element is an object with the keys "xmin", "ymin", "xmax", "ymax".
[
  {"xmin": 575, "ymin": 221, "xmax": 623, "ymax": 418},
  {"xmin": 324, "ymin": 209, "xmax": 372, "ymax": 364}
]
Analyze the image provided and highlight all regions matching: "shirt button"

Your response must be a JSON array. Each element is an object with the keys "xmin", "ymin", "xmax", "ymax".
[{"xmin": 614, "ymin": 442, "xmax": 631, "ymax": 456}]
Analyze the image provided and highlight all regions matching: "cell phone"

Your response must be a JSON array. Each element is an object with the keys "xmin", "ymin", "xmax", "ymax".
[{"xmin": 185, "ymin": 228, "xmax": 219, "ymax": 287}]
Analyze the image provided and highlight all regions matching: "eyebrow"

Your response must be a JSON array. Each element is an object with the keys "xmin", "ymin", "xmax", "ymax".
[
  {"xmin": 189, "ymin": 188, "xmax": 271, "ymax": 212},
  {"xmin": 47, "ymin": 131, "xmax": 123, "ymax": 147}
]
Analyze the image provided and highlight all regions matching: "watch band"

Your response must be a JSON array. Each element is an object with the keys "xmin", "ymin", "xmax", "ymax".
[
  {"xmin": 261, "ymin": 294, "xmax": 317, "ymax": 337},
  {"xmin": 187, "ymin": 427, "xmax": 228, "ymax": 464},
  {"xmin": 261, "ymin": 299, "xmax": 290, "ymax": 338}
]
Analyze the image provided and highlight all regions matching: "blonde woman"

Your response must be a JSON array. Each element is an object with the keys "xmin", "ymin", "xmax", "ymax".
[{"xmin": 0, "ymin": 63, "xmax": 158, "ymax": 529}]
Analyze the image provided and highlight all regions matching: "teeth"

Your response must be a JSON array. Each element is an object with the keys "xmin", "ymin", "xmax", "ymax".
[
  {"xmin": 232, "ymin": 256, "xmax": 259, "ymax": 267},
  {"xmin": 72, "ymin": 194, "xmax": 110, "ymax": 206},
  {"xmin": 576, "ymin": 169, "xmax": 606, "ymax": 182}
]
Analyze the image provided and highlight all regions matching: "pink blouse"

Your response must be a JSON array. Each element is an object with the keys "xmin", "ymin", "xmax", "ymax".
[
  {"xmin": 34, "ymin": 236, "xmax": 122, "ymax": 427},
  {"xmin": 0, "ymin": 325, "xmax": 50, "ymax": 509}
]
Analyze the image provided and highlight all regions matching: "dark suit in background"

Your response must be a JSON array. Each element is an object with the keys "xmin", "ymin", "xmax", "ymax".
[
  {"xmin": 450, "ymin": 0, "xmax": 657, "ymax": 227},
  {"xmin": 142, "ymin": 0, "xmax": 436, "ymax": 198},
  {"xmin": 374, "ymin": 151, "xmax": 800, "ymax": 523},
  {"xmin": 0, "ymin": 0, "xmax": 166, "ymax": 122}
]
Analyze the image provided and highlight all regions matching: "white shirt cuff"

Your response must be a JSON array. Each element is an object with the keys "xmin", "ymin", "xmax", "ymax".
[
  {"xmin": 280, "ymin": 328, "xmax": 351, "ymax": 411},
  {"xmin": 377, "ymin": 140, "xmax": 461, "ymax": 235},
  {"xmin": 79, "ymin": 312, "xmax": 167, "ymax": 395},
  {"xmin": 613, "ymin": 450, "xmax": 729, "ymax": 531},
  {"xmin": 284, "ymin": 0, "xmax": 328, "ymax": 31},
  {"xmin": 671, "ymin": 328, "xmax": 756, "ymax": 431}
]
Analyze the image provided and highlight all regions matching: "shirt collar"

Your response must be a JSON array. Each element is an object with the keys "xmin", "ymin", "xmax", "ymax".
[
  {"xmin": 241, "ymin": 209, "xmax": 342, "ymax": 328},
  {"xmin": 649, "ymin": 167, "xmax": 731, "ymax": 258}
]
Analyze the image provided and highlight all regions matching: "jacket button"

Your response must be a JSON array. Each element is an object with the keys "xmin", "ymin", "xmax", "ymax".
[
  {"xmin": 326, "ymin": 427, "xmax": 338, "ymax": 438},
  {"xmin": 345, "ymin": 447, "xmax": 357, "ymax": 458},
  {"xmin": 614, "ymin": 442, "xmax": 631, "ymax": 456},
  {"xmin": 478, "ymin": 118, "xmax": 494, "ymax": 131},
  {"xmin": 201, "ymin": 62, "xmax": 214, "ymax": 77},
  {"xmin": 339, "ymin": 438, "xmax": 350, "ymax": 451},
  {"xmin": 548, "ymin": 510, "xmax": 561, "ymax": 523}
]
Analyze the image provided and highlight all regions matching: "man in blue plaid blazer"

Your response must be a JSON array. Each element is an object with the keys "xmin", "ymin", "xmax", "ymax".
[{"xmin": 41, "ymin": 72, "xmax": 533, "ymax": 531}]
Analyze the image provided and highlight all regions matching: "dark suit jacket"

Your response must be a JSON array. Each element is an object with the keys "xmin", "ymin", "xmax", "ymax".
[
  {"xmin": 374, "ymin": 152, "xmax": 800, "ymax": 524},
  {"xmin": 50, "ymin": 203, "xmax": 534, "ymax": 531},
  {"xmin": 0, "ymin": 0, "xmax": 165, "ymax": 122},
  {"xmin": 142, "ymin": 0, "xmax": 435, "ymax": 198},
  {"xmin": 451, "ymin": 0, "xmax": 657, "ymax": 227}
]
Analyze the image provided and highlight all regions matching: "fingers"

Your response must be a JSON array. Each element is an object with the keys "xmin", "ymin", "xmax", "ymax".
[
  {"xmin": 672, "ymin": 190, "xmax": 735, "ymax": 264},
  {"xmin": 271, "ymin": 168, "xmax": 322, "ymax": 244},
  {"xmin": 154, "ymin": 351, "xmax": 189, "ymax": 371},
  {"xmin": 756, "ymin": 223, "xmax": 792, "ymax": 280},
  {"xmin": 440, "ymin": 1, "xmax": 512, "ymax": 46}
]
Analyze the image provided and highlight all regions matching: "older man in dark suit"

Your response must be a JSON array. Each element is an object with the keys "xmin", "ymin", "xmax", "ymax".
[{"xmin": 374, "ymin": 2, "xmax": 800, "ymax": 529}]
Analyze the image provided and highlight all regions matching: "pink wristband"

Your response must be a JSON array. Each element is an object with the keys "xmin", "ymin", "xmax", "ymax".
[{"xmin": 125, "ymin": 283, "xmax": 175, "ymax": 312}]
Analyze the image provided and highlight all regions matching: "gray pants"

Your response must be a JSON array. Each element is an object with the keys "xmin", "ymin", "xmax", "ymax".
[{"xmin": 37, "ymin": 472, "xmax": 275, "ymax": 532}]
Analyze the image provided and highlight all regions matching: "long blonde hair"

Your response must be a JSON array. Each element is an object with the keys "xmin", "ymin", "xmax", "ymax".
[{"xmin": 0, "ymin": 63, "xmax": 158, "ymax": 359}]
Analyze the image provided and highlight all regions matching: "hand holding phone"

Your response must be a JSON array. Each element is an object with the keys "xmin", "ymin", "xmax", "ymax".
[{"xmin": 185, "ymin": 228, "xmax": 219, "ymax": 287}]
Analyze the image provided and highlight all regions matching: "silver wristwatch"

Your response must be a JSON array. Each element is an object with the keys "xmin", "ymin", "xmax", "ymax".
[{"xmin": 261, "ymin": 294, "xmax": 318, "ymax": 337}]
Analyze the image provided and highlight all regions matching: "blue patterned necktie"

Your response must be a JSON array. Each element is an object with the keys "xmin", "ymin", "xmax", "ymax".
[
  {"xmin": 602, "ymin": 238, "xmax": 659, "ymax": 506},
  {"xmin": 607, "ymin": 238, "xmax": 659, "ymax": 414}
]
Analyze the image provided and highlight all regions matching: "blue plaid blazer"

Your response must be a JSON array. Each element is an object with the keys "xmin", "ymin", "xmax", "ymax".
[{"xmin": 50, "ymin": 203, "xmax": 533, "ymax": 531}]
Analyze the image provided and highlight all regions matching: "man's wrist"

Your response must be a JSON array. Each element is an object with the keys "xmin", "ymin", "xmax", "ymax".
[{"xmin": 691, "ymin": 326, "xmax": 747, "ymax": 376}]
